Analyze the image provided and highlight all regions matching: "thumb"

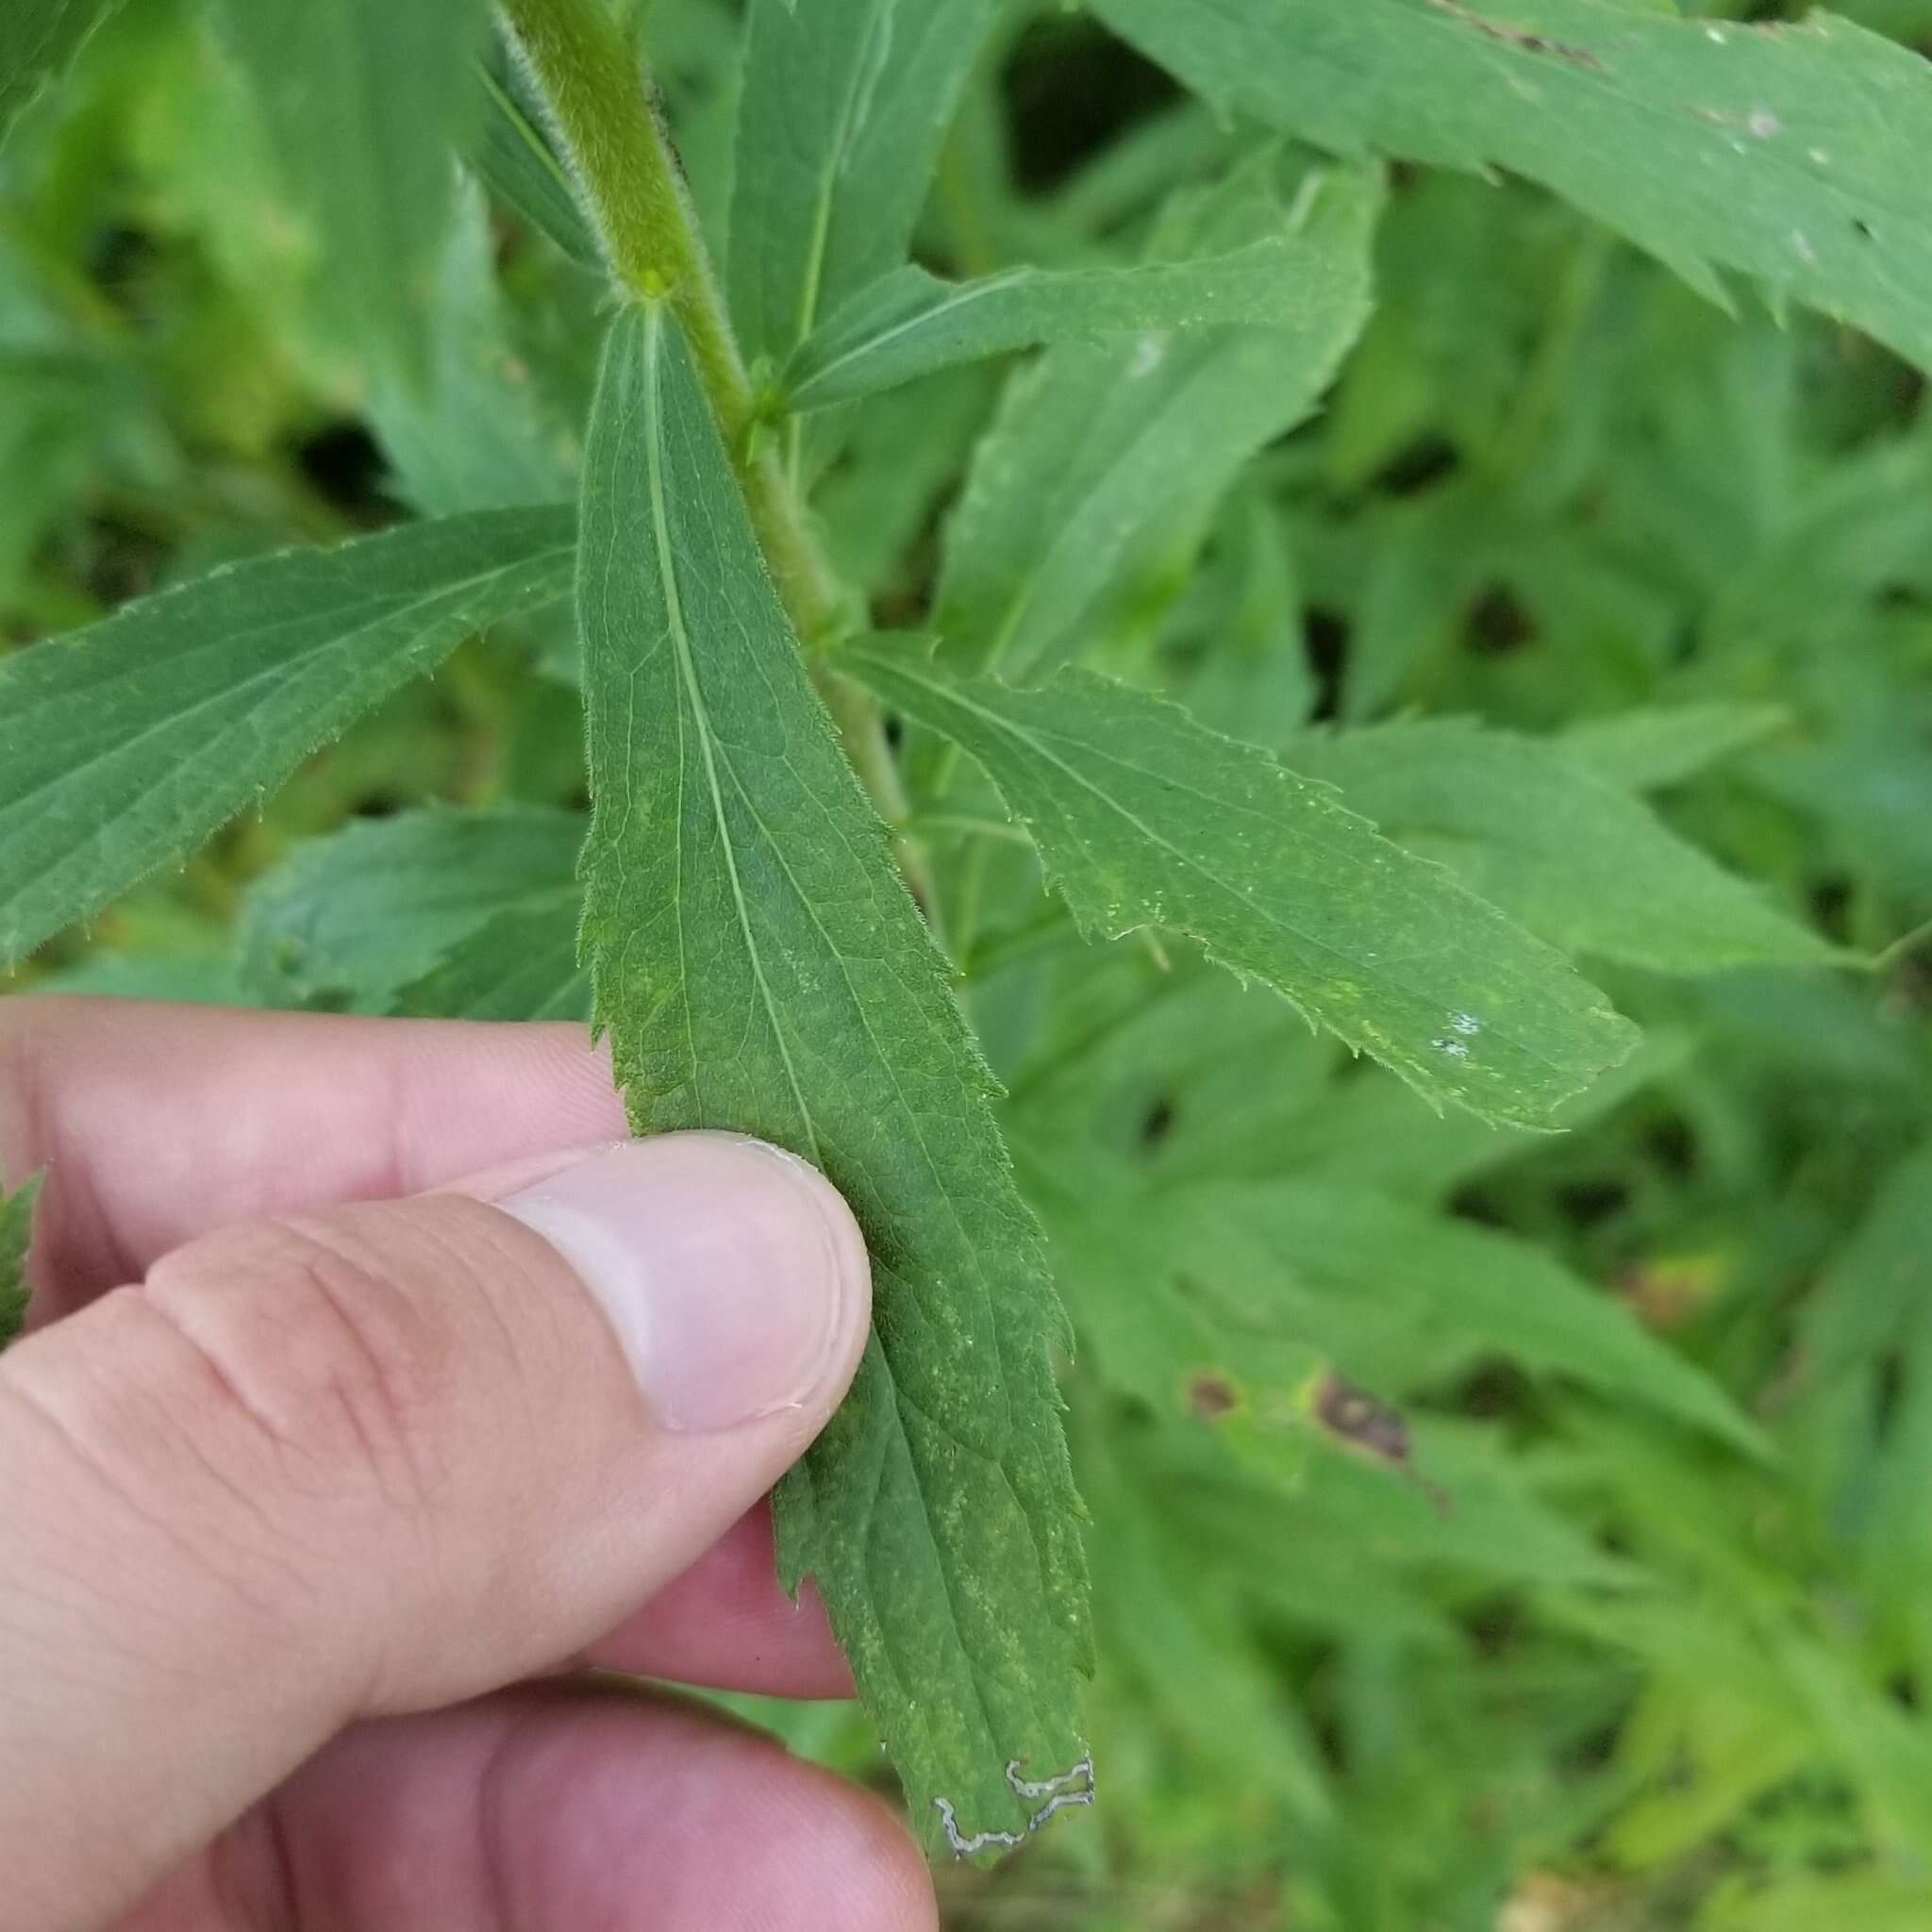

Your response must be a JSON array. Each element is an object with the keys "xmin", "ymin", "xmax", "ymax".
[{"xmin": 0, "ymin": 1132, "xmax": 870, "ymax": 1931}]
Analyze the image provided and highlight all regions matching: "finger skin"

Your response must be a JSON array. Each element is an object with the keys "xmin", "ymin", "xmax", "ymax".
[
  {"xmin": 0, "ymin": 998, "xmax": 856, "ymax": 1696},
  {"xmin": 113, "ymin": 1689, "xmax": 937, "ymax": 1932},
  {"xmin": 590, "ymin": 1506, "xmax": 853, "ymax": 1700},
  {"xmin": 0, "ymin": 998, "xmax": 626, "ymax": 1305},
  {"xmin": 0, "ymin": 1147, "xmax": 871, "ymax": 1931}
]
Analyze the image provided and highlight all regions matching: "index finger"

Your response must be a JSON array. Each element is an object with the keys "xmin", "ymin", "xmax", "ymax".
[{"xmin": 0, "ymin": 996, "xmax": 626, "ymax": 1307}]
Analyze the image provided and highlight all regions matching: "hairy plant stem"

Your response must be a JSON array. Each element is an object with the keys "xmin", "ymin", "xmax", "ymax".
[{"xmin": 495, "ymin": 0, "xmax": 936, "ymax": 919}]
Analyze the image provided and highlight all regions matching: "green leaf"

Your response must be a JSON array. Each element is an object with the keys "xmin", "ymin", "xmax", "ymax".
[
  {"xmin": 1559, "ymin": 702, "xmax": 1790, "ymax": 791},
  {"xmin": 1291, "ymin": 1419, "xmax": 1647, "ymax": 1591},
  {"xmin": 398, "ymin": 901, "xmax": 589, "ymax": 1022},
  {"xmin": 0, "ymin": 507, "xmax": 576, "ymax": 970},
  {"xmin": 208, "ymin": 0, "xmax": 491, "ymax": 374},
  {"xmin": 0, "ymin": 0, "xmax": 120, "ymax": 147},
  {"xmin": 1023, "ymin": 1140, "xmax": 1320, "ymax": 1420},
  {"xmin": 239, "ymin": 804, "xmax": 584, "ymax": 1010},
  {"xmin": 0, "ymin": 1168, "xmax": 42, "ymax": 1352},
  {"xmin": 781, "ymin": 234, "xmax": 1332, "ymax": 412},
  {"xmin": 366, "ymin": 188, "xmax": 582, "ymax": 518},
  {"xmin": 1796, "ymin": 1138, "xmax": 1932, "ymax": 1386},
  {"xmin": 725, "ymin": 0, "xmax": 1001, "ymax": 370},
  {"xmin": 1093, "ymin": 0, "xmax": 1932, "ymax": 375},
  {"xmin": 576, "ymin": 304, "xmax": 1091, "ymax": 1857},
  {"xmin": 1077, "ymin": 1415, "xmax": 1332, "ymax": 1820},
  {"xmin": 933, "ymin": 159, "xmax": 1378, "ymax": 681},
  {"xmin": 1160, "ymin": 483, "xmax": 1315, "ymax": 745},
  {"xmin": 1705, "ymin": 1872, "xmax": 1932, "ymax": 1932},
  {"xmin": 846, "ymin": 646, "xmax": 1637, "ymax": 1127},
  {"xmin": 1171, "ymin": 1179, "xmax": 1765, "ymax": 1455},
  {"xmin": 1284, "ymin": 717, "xmax": 1837, "ymax": 974},
  {"xmin": 472, "ymin": 51, "xmax": 602, "ymax": 269},
  {"xmin": 818, "ymin": 365, "xmax": 999, "ymax": 593}
]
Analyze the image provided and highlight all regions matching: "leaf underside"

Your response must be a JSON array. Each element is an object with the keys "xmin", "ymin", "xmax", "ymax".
[
  {"xmin": 575, "ymin": 304, "xmax": 1091, "ymax": 1857},
  {"xmin": 846, "ymin": 647, "xmax": 1638, "ymax": 1127}
]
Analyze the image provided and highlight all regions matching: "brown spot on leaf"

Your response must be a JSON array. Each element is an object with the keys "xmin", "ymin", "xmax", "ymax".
[
  {"xmin": 1424, "ymin": 0, "xmax": 1605, "ymax": 70},
  {"xmin": 1314, "ymin": 1372, "xmax": 1411, "ymax": 1463},
  {"xmin": 1189, "ymin": 1372, "xmax": 1239, "ymax": 1419},
  {"xmin": 1316, "ymin": 1373, "xmax": 1456, "ymax": 1514}
]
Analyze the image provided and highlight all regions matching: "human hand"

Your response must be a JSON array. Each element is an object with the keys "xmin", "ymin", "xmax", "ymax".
[{"xmin": 0, "ymin": 998, "xmax": 937, "ymax": 1932}]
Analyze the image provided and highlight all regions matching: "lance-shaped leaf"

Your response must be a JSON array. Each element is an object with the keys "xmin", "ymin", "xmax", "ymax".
[
  {"xmin": 0, "ymin": 1168, "xmax": 42, "ymax": 1351},
  {"xmin": 208, "ymin": 0, "xmax": 491, "ymax": 373},
  {"xmin": 1558, "ymin": 703, "xmax": 1789, "ymax": 791},
  {"xmin": 576, "ymin": 305, "xmax": 1091, "ymax": 1856},
  {"xmin": 726, "ymin": 0, "xmax": 1000, "ymax": 368},
  {"xmin": 0, "ymin": 506, "xmax": 576, "ymax": 969},
  {"xmin": 1168, "ymin": 1178, "xmax": 1765, "ymax": 1456},
  {"xmin": 1094, "ymin": 0, "xmax": 1932, "ymax": 375},
  {"xmin": 844, "ymin": 646, "xmax": 1637, "ymax": 1126},
  {"xmin": 1284, "ymin": 718, "xmax": 1837, "ymax": 974},
  {"xmin": 782, "ymin": 235, "xmax": 1327, "ymax": 411},
  {"xmin": 935, "ymin": 161, "xmax": 1378, "ymax": 682},
  {"xmin": 1, "ymin": 0, "xmax": 122, "ymax": 146}
]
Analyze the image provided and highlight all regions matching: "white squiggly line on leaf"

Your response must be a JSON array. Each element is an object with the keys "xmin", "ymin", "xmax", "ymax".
[{"xmin": 933, "ymin": 1753, "xmax": 1097, "ymax": 1857}]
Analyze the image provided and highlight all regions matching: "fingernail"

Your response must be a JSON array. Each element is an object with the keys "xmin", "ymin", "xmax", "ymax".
[{"xmin": 497, "ymin": 1135, "xmax": 867, "ymax": 1432}]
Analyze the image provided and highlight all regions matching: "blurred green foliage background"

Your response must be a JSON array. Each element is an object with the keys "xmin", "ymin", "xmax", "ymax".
[{"xmin": 8, "ymin": 1, "xmax": 1932, "ymax": 1925}]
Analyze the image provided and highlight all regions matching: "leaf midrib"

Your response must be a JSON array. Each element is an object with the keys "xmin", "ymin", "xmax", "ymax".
[
  {"xmin": 626, "ymin": 308, "xmax": 1064, "ymax": 1801},
  {"xmin": 790, "ymin": 0, "xmax": 894, "ymax": 353},
  {"xmin": 642, "ymin": 307, "xmax": 823, "ymax": 1165}
]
